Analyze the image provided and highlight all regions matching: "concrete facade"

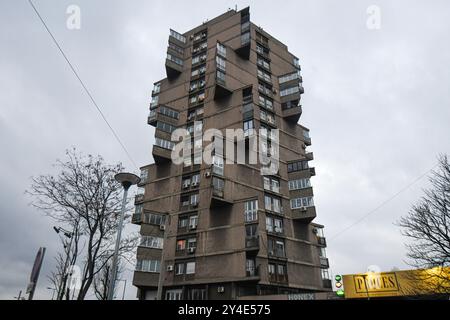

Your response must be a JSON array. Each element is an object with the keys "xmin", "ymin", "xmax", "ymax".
[{"xmin": 133, "ymin": 7, "xmax": 331, "ymax": 300}]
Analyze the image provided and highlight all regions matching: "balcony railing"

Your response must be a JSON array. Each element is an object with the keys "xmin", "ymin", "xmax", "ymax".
[
  {"xmin": 268, "ymin": 273, "xmax": 288, "ymax": 283},
  {"xmin": 282, "ymin": 105, "xmax": 302, "ymax": 123}
]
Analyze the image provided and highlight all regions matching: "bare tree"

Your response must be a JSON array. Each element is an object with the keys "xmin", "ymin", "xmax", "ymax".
[
  {"xmin": 93, "ymin": 257, "xmax": 125, "ymax": 300},
  {"xmin": 397, "ymin": 154, "xmax": 450, "ymax": 294},
  {"xmin": 28, "ymin": 148, "xmax": 136, "ymax": 300}
]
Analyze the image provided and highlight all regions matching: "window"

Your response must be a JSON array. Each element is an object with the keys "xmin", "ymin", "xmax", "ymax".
[
  {"xmin": 290, "ymin": 196, "xmax": 314, "ymax": 209},
  {"xmin": 212, "ymin": 177, "xmax": 224, "ymax": 191},
  {"xmin": 166, "ymin": 289, "xmax": 182, "ymax": 300},
  {"xmin": 268, "ymin": 238, "xmax": 285, "ymax": 257},
  {"xmin": 192, "ymin": 53, "xmax": 206, "ymax": 65},
  {"xmin": 176, "ymin": 239, "xmax": 186, "ymax": 251},
  {"xmin": 190, "ymin": 194, "xmax": 199, "ymax": 206},
  {"xmin": 266, "ymin": 216, "xmax": 283, "ymax": 233},
  {"xmin": 140, "ymin": 168, "xmax": 149, "ymax": 183},
  {"xmin": 277, "ymin": 264, "xmax": 286, "ymax": 275},
  {"xmin": 217, "ymin": 42, "xmax": 226, "ymax": 57},
  {"xmin": 246, "ymin": 224, "xmax": 258, "ymax": 238},
  {"xmin": 191, "ymin": 65, "xmax": 206, "ymax": 77},
  {"xmin": 187, "ymin": 288, "xmax": 206, "ymax": 300},
  {"xmin": 156, "ymin": 121, "xmax": 176, "ymax": 133},
  {"xmin": 170, "ymin": 29, "xmax": 186, "ymax": 43},
  {"xmin": 280, "ymin": 85, "xmax": 300, "ymax": 97},
  {"xmin": 140, "ymin": 236, "xmax": 163, "ymax": 249},
  {"xmin": 187, "ymin": 238, "xmax": 197, "ymax": 249},
  {"xmin": 241, "ymin": 32, "xmax": 250, "ymax": 45},
  {"xmin": 243, "ymin": 119, "xmax": 254, "ymax": 136},
  {"xmin": 265, "ymin": 195, "xmax": 282, "ymax": 214},
  {"xmin": 246, "ymin": 259, "xmax": 256, "ymax": 274},
  {"xmin": 159, "ymin": 105, "xmax": 179, "ymax": 119},
  {"xmin": 179, "ymin": 216, "xmax": 188, "ymax": 228},
  {"xmin": 175, "ymin": 263, "xmax": 185, "ymax": 275},
  {"xmin": 281, "ymin": 99, "xmax": 300, "ymax": 110},
  {"xmin": 255, "ymin": 32, "xmax": 268, "ymax": 46},
  {"xmin": 288, "ymin": 178, "xmax": 311, "ymax": 190},
  {"xmin": 287, "ymin": 160, "xmax": 309, "ymax": 173},
  {"xmin": 216, "ymin": 70, "xmax": 226, "ymax": 83},
  {"xmin": 321, "ymin": 269, "xmax": 331, "ymax": 280},
  {"xmin": 293, "ymin": 57, "xmax": 300, "ymax": 68},
  {"xmin": 257, "ymin": 68, "xmax": 271, "ymax": 83},
  {"xmin": 216, "ymin": 56, "xmax": 226, "ymax": 71},
  {"xmin": 189, "ymin": 215, "xmax": 198, "ymax": 229},
  {"xmin": 193, "ymin": 41, "xmax": 207, "ymax": 54},
  {"xmin": 258, "ymin": 82, "xmax": 272, "ymax": 96},
  {"xmin": 152, "ymin": 82, "xmax": 161, "ymax": 94},
  {"xmin": 212, "ymin": 155, "xmax": 224, "ymax": 176},
  {"xmin": 150, "ymin": 95, "xmax": 159, "ymax": 108},
  {"xmin": 319, "ymin": 247, "xmax": 327, "ymax": 257},
  {"xmin": 167, "ymin": 53, "xmax": 183, "ymax": 66},
  {"xmin": 155, "ymin": 137, "xmax": 174, "ymax": 150},
  {"xmin": 191, "ymin": 173, "xmax": 200, "ymax": 186},
  {"xmin": 279, "ymin": 71, "xmax": 300, "ymax": 84},
  {"xmin": 263, "ymin": 177, "xmax": 279, "ymax": 193},
  {"xmin": 268, "ymin": 264, "xmax": 276, "ymax": 275},
  {"xmin": 168, "ymin": 42, "xmax": 184, "ymax": 55},
  {"xmin": 186, "ymin": 262, "xmax": 196, "ymax": 274},
  {"xmin": 256, "ymin": 43, "xmax": 269, "ymax": 56},
  {"xmin": 257, "ymin": 56, "xmax": 270, "ymax": 70},
  {"xmin": 244, "ymin": 199, "xmax": 258, "ymax": 222},
  {"xmin": 303, "ymin": 130, "xmax": 310, "ymax": 140},
  {"xmin": 258, "ymin": 95, "xmax": 273, "ymax": 110},
  {"xmin": 136, "ymin": 259, "xmax": 161, "ymax": 273},
  {"xmin": 144, "ymin": 213, "xmax": 166, "ymax": 226}
]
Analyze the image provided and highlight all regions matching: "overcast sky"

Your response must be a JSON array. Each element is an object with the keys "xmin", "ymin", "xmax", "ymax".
[{"xmin": 1, "ymin": 0, "xmax": 449, "ymax": 299}]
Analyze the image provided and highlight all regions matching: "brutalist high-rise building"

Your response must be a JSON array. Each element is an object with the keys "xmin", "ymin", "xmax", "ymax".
[{"xmin": 132, "ymin": 7, "xmax": 331, "ymax": 300}]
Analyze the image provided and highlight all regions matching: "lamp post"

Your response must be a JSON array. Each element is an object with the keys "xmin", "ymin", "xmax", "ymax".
[{"xmin": 107, "ymin": 172, "xmax": 140, "ymax": 300}]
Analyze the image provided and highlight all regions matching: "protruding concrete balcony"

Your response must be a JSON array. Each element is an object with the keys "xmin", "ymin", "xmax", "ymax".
[
  {"xmin": 282, "ymin": 105, "xmax": 302, "ymax": 123},
  {"xmin": 152, "ymin": 145, "xmax": 172, "ymax": 164},
  {"xmin": 305, "ymin": 152, "xmax": 314, "ymax": 161},
  {"xmin": 291, "ymin": 205, "xmax": 316, "ymax": 222}
]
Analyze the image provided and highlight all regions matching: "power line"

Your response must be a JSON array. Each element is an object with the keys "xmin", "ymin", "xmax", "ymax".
[
  {"xmin": 329, "ymin": 162, "xmax": 439, "ymax": 241},
  {"xmin": 27, "ymin": 0, "xmax": 138, "ymax": 169}
]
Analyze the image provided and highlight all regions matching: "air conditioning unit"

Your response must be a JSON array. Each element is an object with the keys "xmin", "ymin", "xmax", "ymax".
[
  {"xmin": 159, "ymin": 224, "xmax": 166, "ymax": 231},
  {"xmin": 191, "ymin": 181, "xmax": 198, "ymax": 187},
  {"xmin": 205, "ymin": 171, "xmax": 211, "ymax": 178},
  {"xmin": 312, "ymin": 228, "xmax": 318, "ymax": 234},
  {"xmin": 189, "ymin": 224, "xmax": 197, "ymax": 230},
  {"xmin": 188, "ymin": 247, "xmax": 196, "ymax": 254},
  {"xmin": 183, "ymin": 183, "xmax": 190, "ymax": 189},
  {"xmin": 192, "ymin": 203, "xmax": 198, "ymax": 207},
  {"xmin": 300, "ymin": 206, "xmax": 307, "ymax": 211},
  {"xmin": 190, "ymin": 34, "xmax": 194, "ymax": 40},
  {"xmin": 268, "ymin": 250, "xmax": 274, "ymax": 256},
  {"xmin": 167, "ymin": 265, "xmax": 174, "ymax": 271},
  {"xmin": 217, "ymin": 286, "xmax": 225, "ymax": 293},
  {"xmin": 182, "ymin": 201, "xmax": 190, "ymax": 206}
]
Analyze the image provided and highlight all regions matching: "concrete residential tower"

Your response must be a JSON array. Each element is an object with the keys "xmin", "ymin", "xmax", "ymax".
[{"xmin": 132, "ymin": 7, "xmax": 331, "ymax": 300}]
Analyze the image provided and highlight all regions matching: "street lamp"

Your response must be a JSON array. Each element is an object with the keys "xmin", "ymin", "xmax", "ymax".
[{"xmin": 107, "ymin": 172, "xmax": 140, "ymax": 300}]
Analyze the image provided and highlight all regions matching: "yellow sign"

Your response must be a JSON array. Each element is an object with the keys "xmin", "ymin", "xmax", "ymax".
[{"xmin": 342, "ymin": 267, "xmax": 450, "ymax": 298}]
